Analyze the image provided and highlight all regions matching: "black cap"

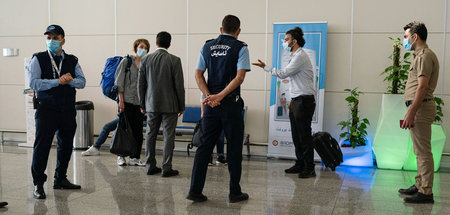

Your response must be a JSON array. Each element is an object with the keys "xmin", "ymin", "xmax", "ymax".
[{"xmin": 44, "ymin": 25, "xmax": 65, "ymax": 37}]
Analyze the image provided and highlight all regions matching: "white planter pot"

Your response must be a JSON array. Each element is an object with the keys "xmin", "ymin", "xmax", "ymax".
[
  {"xmin": 373, "ymin": 94, "xmax": 410, "ymax": 169},
  {"xmin": 339, "ymin": 138, "xmax": 373, "ymax": 167}
]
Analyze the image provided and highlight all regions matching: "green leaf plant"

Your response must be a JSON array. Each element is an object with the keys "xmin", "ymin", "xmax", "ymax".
[
  {"xmin": 337, "ymin": 88, "xmax": 371, "ymax": 148},
  {"xmin": 434, "ymin": 96, "xmax": 445, "ymax": 124},
  {"xmin": 381, "ymin": 37, "xmax": 411, "ymax": 94}
]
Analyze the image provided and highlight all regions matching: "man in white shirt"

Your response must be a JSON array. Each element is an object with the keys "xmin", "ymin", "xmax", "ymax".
[{"xmin": 253, "ymin": 27, "xmax": 316, "ymax": 178}]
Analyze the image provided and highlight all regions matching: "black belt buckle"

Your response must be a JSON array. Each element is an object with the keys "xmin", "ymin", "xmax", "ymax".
[
  {"xmin": 405, "ymin": 98, "xmax": 432, "ymax": 107},
  {"xmin": 405, "ymin": 100, "xmax": 412, "ymax": 107}
]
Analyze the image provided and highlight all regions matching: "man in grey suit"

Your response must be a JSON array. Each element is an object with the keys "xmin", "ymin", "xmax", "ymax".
[{"xmin": 138, "ymin": 31, "xmax": 185, "ymax": 177}]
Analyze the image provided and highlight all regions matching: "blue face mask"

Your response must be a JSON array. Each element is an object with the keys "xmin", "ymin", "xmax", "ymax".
[
  {"xmin": 282, "ymin": 42, "xmax": 291, "ymax": 52},
  {"xmin": 46, "ymin": 40, "xmax": 61, "ymax": 54},
  {"xmin": 403, "ymin": 35, "xmax": 415, "ymax": 51},
  {"xmin": 137, "ymin": 48, "xmax": 148, "ymax": 57}
]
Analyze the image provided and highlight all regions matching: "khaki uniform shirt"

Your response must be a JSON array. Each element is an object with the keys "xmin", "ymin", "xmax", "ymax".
[{"xmin": 404, "ymin": 45, "xmax": 439, "ymax": 101}]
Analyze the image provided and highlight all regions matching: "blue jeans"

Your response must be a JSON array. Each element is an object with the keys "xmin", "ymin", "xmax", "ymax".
[{"xmin": 93, "ymin": 118, "xmax": 119, "ymax": 149}]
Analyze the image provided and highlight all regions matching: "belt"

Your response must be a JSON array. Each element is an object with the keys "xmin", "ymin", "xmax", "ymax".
[
  {"xmin": 405, "ymin": 98, "xmax": 433, "ymax": 107},
  {"xmin": 291, "ymin": 95, "xmax": 314, "ymax": 101}
]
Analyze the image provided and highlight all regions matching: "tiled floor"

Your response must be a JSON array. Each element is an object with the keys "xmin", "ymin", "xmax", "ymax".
[{"xmin": 1, "ymin": 144, "xmax": 450, "ymax": 215}]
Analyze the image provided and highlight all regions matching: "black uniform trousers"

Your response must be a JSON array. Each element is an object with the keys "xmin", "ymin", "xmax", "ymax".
[
  {"xmin": 31, "ymin": 107, "xmax": 77, "ymax": 186},
  {"xmin": 190, "ymin": 96, "xmax": 244, "ymax": 195},
  {"xmin": 124, "ymin": 102, "xmax": 143, "ymax": 159},
  {"xmin": 289, "ymin": 95, "xmax": 316, "ymax": 171}
]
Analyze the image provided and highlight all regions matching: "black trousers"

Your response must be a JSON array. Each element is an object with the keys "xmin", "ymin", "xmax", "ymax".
[
  {"xmin": 31, "ymin": 107, "xmax": 77, "ymax": 186},
  {"xmin": 124, "ymin": 102, "xmax": 143, "ymax": 159},
  {"xmin": 190, "ymin": 96, "xmax": 244, "ymax": 195},
  {"xmin": 289, "ymin": 95, "xmax": 316, "ymax": 170}
]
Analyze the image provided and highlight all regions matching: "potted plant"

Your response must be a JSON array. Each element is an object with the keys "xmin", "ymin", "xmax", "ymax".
[
  {"xmin": 337, "ymin": 88, "xmax": 373, "ymax": 167},
  {"xmin": 337, "ymin": 88, "xmax": 370, "ymax": 148},
  {"xmin": 381, "ymin": 37, "xmax": 411, "ymax": 94},
  {"xmin": 373, "ymin": 37, "xmax": 413, "ymax": 170}
]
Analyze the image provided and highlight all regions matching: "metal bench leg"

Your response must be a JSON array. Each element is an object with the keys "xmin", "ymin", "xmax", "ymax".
[{"xmin": 187, "ymin": 144, "xmax": 191, "ymax": 156}]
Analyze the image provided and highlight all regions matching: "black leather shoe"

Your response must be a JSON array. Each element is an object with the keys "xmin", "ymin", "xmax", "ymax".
[
  {"xmin": 0, "ymin": 201, "xmax": 8, "ymax": 208},
  {"xmin": 229, "ymin": 192, "xmax": 249, "ymax": 203},
  {"xmin": 162, "ymin": 169, "xmax": 179, "ymax": 177},
  {"xmin": 284, "ymin": 165, "xmax": 303, "ymax": 174},
  {"xmin": 299, "ymin": 170, "xmax": 316, "ymax": 178},
  {"xmin": 34, "ymin": 185, "xmax": 46, "ymax": 199},
  {"xmin": 398, "ymin": 185, "xmax": 418, "ymax": 195},
  {"xmin": 53, "ymin": 178, "xmax": 81, "ymax": 189},
  {"xmin": 404, "ymin": 192, "xmax": 434, "ymax": 204},
  {"xmin": 147, "ymin": 167, "xmax": 162, "ymax": 175},
  {"xmin": 186, "ymin": 192, "xmax": 208, "ymax": 202}
]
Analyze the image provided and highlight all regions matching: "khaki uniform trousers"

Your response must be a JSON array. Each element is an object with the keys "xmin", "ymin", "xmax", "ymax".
[{"xmin": 409, "ymin": 101, "xmax": 436, "ymax": 195}]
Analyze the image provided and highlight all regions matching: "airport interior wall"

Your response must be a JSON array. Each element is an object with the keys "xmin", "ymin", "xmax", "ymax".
[{"xmin": 0, "ymin": 0, "xmax": 449, "ymax": 152}]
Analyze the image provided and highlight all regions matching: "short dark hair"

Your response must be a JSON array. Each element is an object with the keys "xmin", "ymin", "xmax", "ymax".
[
  {"xmin": 403, "ymin": 21, "xmax": 428, "ymax": 41},
  {"xmin": 286, "ymin": 27, "xmax": 306, "ymax": 47},
  {"xmin": 222, "ymin": 15, "xmax": 240, "ymax": 33},
  {"xmin": 156, "ymin": 31, "xmax": 171, "ymax": 48},
  {"xmin": 133, "ymin": 38, "xmax": 150, "ymax": 53}
]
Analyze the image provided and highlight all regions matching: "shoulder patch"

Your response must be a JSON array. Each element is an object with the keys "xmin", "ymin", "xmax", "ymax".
[
  {"xmin": 237, "ymin": 40, "xmax": 248, "ymax": 46},
  {"xmin": 65, "ymin": 53, "xmax": 78, "ymax": 62}
]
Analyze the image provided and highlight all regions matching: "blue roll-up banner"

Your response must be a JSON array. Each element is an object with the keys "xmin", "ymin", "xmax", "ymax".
[{"xmin": 267, "ymin": 22, "xmax": 327, "ymax": 158}]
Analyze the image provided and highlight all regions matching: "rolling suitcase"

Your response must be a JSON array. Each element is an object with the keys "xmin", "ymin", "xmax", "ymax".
[{"xmin": 313, "ymin": 132, "xmax": 343, "ymax": 171}]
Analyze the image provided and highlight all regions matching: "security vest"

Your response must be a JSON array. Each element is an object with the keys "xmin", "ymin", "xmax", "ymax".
[
  {"xmin": 201, "ymin": 34, "xmax": 246, "ymax": 96},
  {"xmin": 34, "ymin": 51, "xmax": 77, "ymax": 111}
]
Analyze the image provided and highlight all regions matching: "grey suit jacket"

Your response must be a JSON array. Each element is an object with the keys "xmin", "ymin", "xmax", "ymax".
[{"xmin": 138, "ymin": 48, "xmax": 185, "ymax": 113}]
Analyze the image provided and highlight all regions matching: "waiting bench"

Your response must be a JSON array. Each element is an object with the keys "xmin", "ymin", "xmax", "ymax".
[{"xmin": 0, "ymin": 129, "xmax": 25, "ymax": 144}]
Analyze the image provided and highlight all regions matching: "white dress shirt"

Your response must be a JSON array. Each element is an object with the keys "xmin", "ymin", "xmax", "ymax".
[{"xmin": 264, "ymin": 48, "xmax": 315, "ymax": 98}]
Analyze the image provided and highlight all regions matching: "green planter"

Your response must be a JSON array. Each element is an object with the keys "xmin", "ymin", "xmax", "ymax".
[
  {"xmin": 373, "ymin": 94, "xmax": 447, "ymax": 170},
  {"xmin": 403, "ymin": 124, "xmax": 447, "ymax": 172},
  {"xmin": 373, "ymin": 94, "xmax": 410, "ymax": 169}
]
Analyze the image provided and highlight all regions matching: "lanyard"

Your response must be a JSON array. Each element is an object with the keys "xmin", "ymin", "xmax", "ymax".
[{"xmin": 47, "ymin": 50, "xmax": 63, "ymax": 78}]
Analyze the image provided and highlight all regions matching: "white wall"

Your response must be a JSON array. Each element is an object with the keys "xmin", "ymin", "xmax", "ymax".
[{"xmin": 1, "ymin": 0, "xmax": 449, "ymax": 151}]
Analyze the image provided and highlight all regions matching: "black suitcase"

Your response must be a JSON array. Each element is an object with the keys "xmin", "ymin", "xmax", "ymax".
[
  {"xmin": 313, "ymin": 132, "xmax": 343, "ymax": 171},
  {"xmin": 187, "ymin": 119, "xmax": 202, "ymax": 156}
]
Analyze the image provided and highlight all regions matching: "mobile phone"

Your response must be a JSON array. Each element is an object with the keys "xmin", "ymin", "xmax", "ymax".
[{"xmin": 400, "ymin": 120, "xmax": 404, "ymax": 128}]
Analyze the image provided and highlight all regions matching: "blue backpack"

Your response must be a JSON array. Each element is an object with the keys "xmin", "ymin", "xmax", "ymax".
[{"xmin": 100, "ymin": 55, "xmax": 132, "ymax": 100}]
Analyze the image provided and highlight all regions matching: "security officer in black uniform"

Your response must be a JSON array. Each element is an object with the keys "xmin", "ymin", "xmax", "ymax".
[
  {"xmin": 27, "ymin": 25, "xmax": 86, "ymax": 199},
  {"xmin": 187, "ymin": 15, "xmax": 250, "ymax": 203}
]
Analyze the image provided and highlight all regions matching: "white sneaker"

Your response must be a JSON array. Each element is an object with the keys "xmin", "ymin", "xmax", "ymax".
[
  {"xmin": 128, "ymin": 158, "xmax": 145, "ymax": 166},
  {"xmin": 117, "ymin": 156, "xmax": 127, "ymax": 166},
  {"xmin": 81, "ymin": 146, "xmax": 100, "ymax": 156}
]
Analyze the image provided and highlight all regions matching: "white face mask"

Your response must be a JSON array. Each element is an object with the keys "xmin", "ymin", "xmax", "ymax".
[
  {"xmin": 282, "ymin": 41, "xmax": 291, "ymax": 52},
  {"xmin": 137, "ymin": 48, "xmax": 148, "ymax": 57}
]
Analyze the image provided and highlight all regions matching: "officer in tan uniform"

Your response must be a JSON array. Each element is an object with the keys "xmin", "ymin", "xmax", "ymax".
[{"xmin": 398, "ymin": 21, "xmax": 439, "ymax": 204}]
